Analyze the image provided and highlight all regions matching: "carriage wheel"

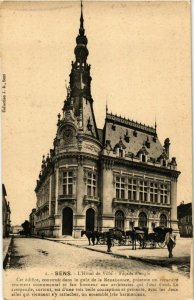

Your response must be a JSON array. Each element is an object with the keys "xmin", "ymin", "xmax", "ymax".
[
  {"xmin": 99, "ymin": 238, "xmax": 105, "ymax": 245},
  {"xmin": 157, "ymin": 241, "xmax": 166, "ymax": 248}
]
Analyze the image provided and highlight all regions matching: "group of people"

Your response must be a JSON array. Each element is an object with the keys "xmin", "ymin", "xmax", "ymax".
[{"xmin": 106, "ymin": 228, "xmax": 176, "ymax": 258}]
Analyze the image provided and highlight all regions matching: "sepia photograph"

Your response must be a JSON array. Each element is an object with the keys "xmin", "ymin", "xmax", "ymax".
[{"xmin": 1, "ymin": 0, "xmax": 193, "ymax": 299}]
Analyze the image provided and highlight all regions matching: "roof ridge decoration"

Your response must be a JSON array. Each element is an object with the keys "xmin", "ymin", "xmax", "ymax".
[{"xmin": 106, "ymin": 112, "xmax": 157, "ymax": 136}]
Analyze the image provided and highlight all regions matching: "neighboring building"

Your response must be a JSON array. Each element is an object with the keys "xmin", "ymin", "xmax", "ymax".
[
  {"xmin": 2, "ymin": 184, "xmax": 11, "ymax": 238},
  {"xmin": 35, "ymin": 3, "xmax": 180, "ymax": 238},
  {"xmin": 29, "ymin": 208, "xmax": 37, "ymax": 235},
  {"xmin": 177, "ymin": 202, "xmax": 193, "ymax": 237},
  {"xmin": 12, "ymin": 225, "xmax": 23, "ymax": 235}
]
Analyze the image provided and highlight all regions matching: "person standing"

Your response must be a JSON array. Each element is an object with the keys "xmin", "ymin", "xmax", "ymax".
[
  {"xmin": 165, "ymin": 228, "xmax": 176, "ymax": 258},
  {"xmin": 107, "ymin": 231, "xmax": 112, "ymax": 253}
]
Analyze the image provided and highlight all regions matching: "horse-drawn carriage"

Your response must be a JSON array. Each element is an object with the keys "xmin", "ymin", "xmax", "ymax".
[
  {"xmin": 145, "ymin": 226, "xmax": 172, "ymax": 248},
  {"xmin": 82, "ymin": 226, "xmax": 172, "ymax": 249}
]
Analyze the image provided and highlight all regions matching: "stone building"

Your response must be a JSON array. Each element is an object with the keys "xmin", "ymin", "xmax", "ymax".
[
  {"xmin": 29, "ymin": 208, "xmax": 37, "ymax": 235},
  {"xmin": 35, "ymin": 3, "xmax": 180, "ymax": 238},
  {"xmin": 177, "ymin": 202, "xmax": 193, "ymax": 237},
  {"xmin": 2, "ymin": 184, "xmax": 11, "ymax": 238}
]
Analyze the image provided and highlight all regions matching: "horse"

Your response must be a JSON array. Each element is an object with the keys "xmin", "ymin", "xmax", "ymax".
[
  {"xmin": 81, "ymin": 230, "xmax": 100, "ymax": 246},
  {"xmin": 126, "ymin": 227, "xmax": 148, "ymax": 250},
  {"xmin": 125, "ymin": 230, "xmax": 137, "ymax": 250}
]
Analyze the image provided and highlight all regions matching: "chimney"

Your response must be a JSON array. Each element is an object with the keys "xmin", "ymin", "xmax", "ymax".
[{"xmin": 164, "ymin": 138, "xmax": 170, "ymax": 158}]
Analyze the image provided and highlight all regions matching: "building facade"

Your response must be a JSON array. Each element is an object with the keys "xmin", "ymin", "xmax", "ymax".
[
  {"xmin": 35, "ymin": 4, "xmax": 180, "ymax": 238},
  {"xmin": 177, "ymin": 203, "xmax": 193, "ymax": 237},
  {"xmin": 29, "ymin": 208, "xmax": 37, "ymax": 235},
  {"xmin": 2, "ymin": 184, "xmax": 11, "ymax": 238}
]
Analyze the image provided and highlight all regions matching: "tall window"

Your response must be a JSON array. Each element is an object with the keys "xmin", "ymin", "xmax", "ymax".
[
  {"xmin": 128, "ymin": 178, "xmax": 137, "ymax": 201},
  {"xmin": 87, "ymin": 172, "xmax": 96, "ymax": 197},
  {"xmin": 138, "ymin": 212, "xmax": 147, "ymax": 227},
  {"xmin": 116, "ymin": 177, "xmax": 125, "ymax": 199},
  {"xmin": 63, "ymin": 171, "xmax": 73, "ymax": 195},
  {"xmin": 160, "ymin": 214, "xmax": 167, "ymax": 227},
  {"xmin": 150, "ymin": 182, "xmax": 158, "ymax": 203},
  {"xmin": 119, "ymin": 149, "xmax": 124, "ymax": 157},
  {"xmin": 139, "ymin": 180, "xmax": 148, "ymax": 202},
  {"xmin": 160, "ymin": 184, "xmax": 168, "ymax": 204},
  {"xmin": 115, "ymin": 210, "xmax": 124, "ymax": 230}
]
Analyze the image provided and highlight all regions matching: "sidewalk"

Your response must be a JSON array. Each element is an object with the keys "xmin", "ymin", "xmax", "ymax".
[
  {"xmin": 3, "ymin": 237, "xmax": 12, "ymax": 268},
  {"xmin": 43, "ymin": 236, "xmax": 192, "ymax": 273}
]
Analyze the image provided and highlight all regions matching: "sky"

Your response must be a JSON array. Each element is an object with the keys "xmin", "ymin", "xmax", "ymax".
[{"xmin": 1, "ymin": 1, "xmax": 192, "ymax": 225}]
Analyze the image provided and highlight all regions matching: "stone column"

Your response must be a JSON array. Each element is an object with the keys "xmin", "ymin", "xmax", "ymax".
[
  {"xmin": 101, "ymin": 161, "xmax": 114, "ymax": 230},
  {"xmin": 74, "ymin": 160, "xmax": 85, "ymax": 238},
  {"xmin": 170, "ymin": 177, "xmax": 179, "ymax": 231}
]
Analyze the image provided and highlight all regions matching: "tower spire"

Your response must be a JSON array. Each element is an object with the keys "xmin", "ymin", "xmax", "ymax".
[{"xmin": 79, "ymin": 0, "xmax": 84, "ymax": 36}]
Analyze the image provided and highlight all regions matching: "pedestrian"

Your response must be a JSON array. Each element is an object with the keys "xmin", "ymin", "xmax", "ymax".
[
  {"xmin": 107, "ymin": 231, "xmax": 112, "ymax": 253},
  {"xmin": 165, "ymin": 228, "xmax": 176, "ymax": 258}
]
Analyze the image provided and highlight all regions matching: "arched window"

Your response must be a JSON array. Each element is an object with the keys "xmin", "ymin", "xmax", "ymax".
[
  {"xmin": 138, "ymin": 212, "xmax": 147, "ymax": 227},
  {"xmin": 160, "ymin": 214, "xmax": 167, "ymax": 227},
  {"xmin": 115, "ymin": 210, "xmax": 124, "ymax": 230}
]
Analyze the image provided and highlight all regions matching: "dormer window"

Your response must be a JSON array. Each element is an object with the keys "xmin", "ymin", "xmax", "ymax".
[
  {"xmin": 114, "ymin": 137, "xmax": 126, "ymax": 158},
  {"xmin": 142, "ymin": 154, "xmax": 146, "ymax": 163},
  {"xmin": 119, "ymin": 149, "xmax": 123, "ymax": 157}
]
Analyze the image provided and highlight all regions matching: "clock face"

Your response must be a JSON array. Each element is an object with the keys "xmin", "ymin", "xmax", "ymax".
[{"xmin": 63, "ymin": 126, "xmax": 74, "ymax": 143}]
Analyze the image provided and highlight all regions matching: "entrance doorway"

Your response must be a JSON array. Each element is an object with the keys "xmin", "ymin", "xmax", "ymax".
[
  {"xmin": 62, "ymin": 207, "xmax": 73, "ymax": 235},
  {"xmin": 86, "ymin": 208, "xmax": 95, "ymax": 231}
]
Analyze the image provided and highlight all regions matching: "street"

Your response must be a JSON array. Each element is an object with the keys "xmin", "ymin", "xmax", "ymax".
[
  {"xmin": 3, "ymin": 237, "xmax": 192, "ymax": 300},
  {"xmin": 8, "ymin": 237, "xmax": 159, "ymax": 271}
]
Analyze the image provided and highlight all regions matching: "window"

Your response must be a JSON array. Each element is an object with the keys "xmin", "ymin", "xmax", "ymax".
[
  {"xmin": 160, "ymin": 214, "xmax": 167, "ymax": 227},
  {"xmin": 115, "ymin": 210, "xmax": 124, "ymax": 230},
  {"xmin": 138, "ymin": 212, "xmax": 147, "ymax": 227},
  {"xmin": 142, "ymin": 154, "xmax": 146, "ymax": 162},
  {"xmin": 150, "ymin": 182, "xmax": 158, "ymax": 203},
  {"xmin": 87, "ymin": 172, "xmax": 96, "ymax": 197},
  {"xmin": 139, "ymin": 180, "xmax": 148, "ymax": 202},
  {"xmin": 128, "ymin": 178, "xmax": 137, "ymax": 201},
  {"xmin": 63, "ymin": 171, "xmax": 73, "ymax": 195},
  {"xmin": 119, "ymin": 149, "xmax": 124, "ymax": 157},
  {"xmin": 116, "ymin": 177, "xmax": 125, "ymax": 199},
  {"xmin": 160, "ymin": 184, "xmax": 168, "ymax": 204}
]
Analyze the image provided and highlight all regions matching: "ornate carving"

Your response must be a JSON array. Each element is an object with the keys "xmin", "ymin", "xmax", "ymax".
[{"xmin": 85, "ymin": 143, "xmax": 99, "ymax": 154}]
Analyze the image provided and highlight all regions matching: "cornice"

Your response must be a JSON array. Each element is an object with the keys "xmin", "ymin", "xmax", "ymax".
[{"xmin": 100, "ymin": 155, "xmax": 181, "ymax": 178}]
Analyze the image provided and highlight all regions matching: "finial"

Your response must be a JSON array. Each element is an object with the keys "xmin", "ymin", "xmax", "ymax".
[
  {"xmin": 106, "ymin": 96, "xmax": 108, "ymax": 115},
  {"xmin": 155, "ymin": 115, "xmax": 157, "ymax": 131},
  {"xmin": 79, "ymin": 0, "xmax": 85, "ymax": 36}
]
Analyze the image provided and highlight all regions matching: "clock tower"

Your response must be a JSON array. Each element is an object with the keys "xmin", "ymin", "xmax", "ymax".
[{"xmin": 57, "ymin": 0, "xmax": 99, "ymax": 150}]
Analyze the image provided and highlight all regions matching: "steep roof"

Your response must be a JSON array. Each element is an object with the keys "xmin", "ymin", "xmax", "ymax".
[{"xmin": 103, "ymin": 113, "xmax": 163, "ymax": 159}]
